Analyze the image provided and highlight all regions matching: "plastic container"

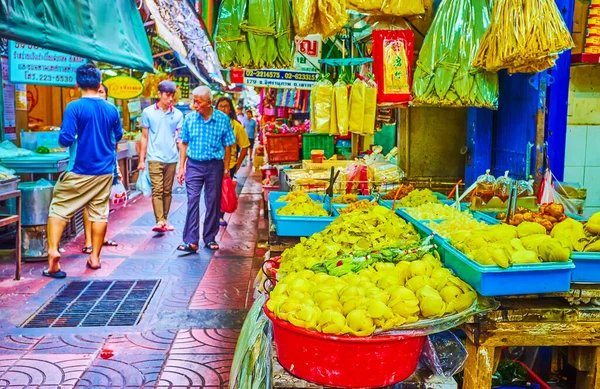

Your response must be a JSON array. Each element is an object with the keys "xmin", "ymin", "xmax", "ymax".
[
  {"xmin": 20, "ymin": 130, "xmax": 37, "ymax": 151},
  {"xmin": 571, "ymin": 252, "xmax": 600, "ymax": 282},
  {"xmin": 266, "ymin": 133, "xmax": 300, "ymax": 163},
  {"xmin": 442, "ymin": 244, "xmax": 574, "ymax": 296},
  {"xmin": 270, "ymin": 201, "xmax": 335, "ymax": 237},
  {"xmin": 310, "ymin": 149, "xmax": 325, "ymax": 163},
  {"xmin": 265, "ymin": 306, "xmax": 425, "ymax": 388},
  {"xmin": 302, "ymin": 133, "xmax": 335, "ymax": 160}
]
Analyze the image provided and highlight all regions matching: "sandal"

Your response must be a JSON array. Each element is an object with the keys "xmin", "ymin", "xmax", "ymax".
[
  {"xmin": 177, "ymin": 243, "xmax": 198, "ymax": 254},
  {"xmin": 152, "ymin": 223, "xmax": 167, "ymax": 233},
  {"xmin": 219, "ymin": 220, "xmax": 228, "ymax": 227},
  {"xmin": 165, "ymin": 224, "xmax": 175, "ymax": 232},
  {"xmin": 86, "ymin": 260, "xmax": 101, "ymax": 270},
  {"xmin": 82, "ymin": 246, "xmax": 93, "ymax": 254},
  {"xmin": 205, "ymin": 241, "xmax": 219, "ymax": 250},
  {"xmin": 103, "ymin": 240, "xmax": 118, "ymax": 247},
  {"xmin": 42, "ymin": 269, "xmax": 67, "ymax": 278}
]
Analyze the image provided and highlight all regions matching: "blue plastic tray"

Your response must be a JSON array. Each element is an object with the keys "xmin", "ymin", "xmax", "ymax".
[
  {"xmin": 571, "ymin": 252, "xmax": 600, "ymax": 283},
  {"xmin": 271, "ymin": 202, "xmax": 336, "ymax": 237},
  {"xmin": 442, "ymin": 243, "xmax": 574, "ymax": 296}
]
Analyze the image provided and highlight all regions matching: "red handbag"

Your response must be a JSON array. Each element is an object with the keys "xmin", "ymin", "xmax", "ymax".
[{"xmin": 220, "ymin": 177, "xmax": 238, "ymax": 213}]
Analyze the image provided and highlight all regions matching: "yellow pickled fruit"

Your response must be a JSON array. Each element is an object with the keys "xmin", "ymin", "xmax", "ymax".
[
  {"xmin": 368, "ymin": 300, "xmax": 393, "ymax": 319},
  {"xmin": 454, "ymin": 291, "xmax": 477, "ymax": 312},
  {"xmin": 408, "ymin": 260, "xmax": 430, "ymax": 278},
  {"xmin": 517, "ymin": 222, "xmax": 547, "ymax": 238},
  {"xmin": 421, "ymin": 253, "xmax": 436, "ymax": 262},
  {"xmin": 491, "ymin": 248, "xmax": 510, "ymax": 268},
  {"xmin": 420, "ymin": 295, "xmax": 446, "ymax": 318},
  {"xmin": 312, "ymin": 272, "xmax": 334, "ymax": 285},
  {"xmin": 342, "ymin": 296, "xmax": 368, "ymax": 316},
  {"xmin": 440, "ymin": 285, "xmax": 463, "ymax": 303},
  {"xmin": 346, "ymin": 309, "xmax": 376, "ymax": 336},
  {"xmin": 288, "ymin": 290, "xmax": 308, "ymax": 301},
  {"xmin": 422, "ymin": 254, "xmax": 443, "ymax": 270},
  {"xmin": 270, "ymin": 283, "xmax": 288, "ymax": 298},
  {"xmin": 431, "ymin": 267, "xmax": 452, "ymax": 281},
  {"xmin": 341, "ymin": 273, "xmax": 362, "ymax": 285},
  {"xmin": 585, "ymin": 212, "xmax": 600, "ymax": 234},
  {"xmin": 339, "ymin": 285, "xmax": 365, "ymax": 303},
  {"xmin": 380, "ymin": 315, "xmax": 407, "ymax": 330},
  {"xmin": 375, "ymin": 262, "xmax": 396, "ymax": 271},
  {"xmin": 445, "ymin": 300, "xmax": 457, "ymax": 314},
  {"xmin": 297, "ymin": 269, "xmax": 316, "ymax": 279},
  {"xmin": 416, "ymin": 285, "xmax": 440, "ymax": 301},
  {"xmin": 467, "ymin": 236, "xmax": 488, "ymax": 250},
  {"xmin": 277, "ymin": 300, "xmax": 303, "ymax": 320},
  {"xmin": 377, "ymin": 275, "xmax": 402, "ymax": 290},
  {"xmin": 318, "ymin": 309, "xmax": 347, "ymax": 334},
  {"xmin": 471, "ymin": 247, "xmax": 495, "ymax": 266},
  {"xmin": 389, "ymin": 298, "xmax": 420, "ymax": 317},
  {"xmin": 387, "ymin": 285, "xmax": 417, "ymax": 300},
  {"xmin": 358, "ymin": 268, "xmax": 379, "ymax": 283},
  {"xmin": 313, "ymin": 290, "xmax": 338, "ymax": 305},
  {"xmin": 365, "ymin": 287, "xmax": 390, "ymax": 304},
  {"xmin": 405, "ymin": 315, "xmax": 420, "ymax": 324},
  {"xmin": 266, "ymin": 295, "xmax": 286, "ymax": 313},
  {"xmin": 487, "ymin": 224, "xmax": 518, "ymax": 240},
  {"xmin": 319, "ymin": 299, "xmax": 343, "ymax": 312},
  {"xmin": 289, "ymin": 278, "xmax": 313, "ymax": 294},
  {"xmin": 584, "ymin": 240, "xmax": 600, "ymax": 252},
  {"xmin": 396, "ymin": 261, "xmax": 410, "ymax": 271},
  {"xmin": 510, "ymin": 238, "xmax": 527, "ymax": 252},
  {"xmin": 288, "ymin": 305, "xmax": 321, "ymax": 330},
  {"xmin": 406, "ymin": 275, "xmax": 429, "ymax": 292},
  {"xmin": 511, "ymin": 250, "xmax": 540, "ymax": 264}
]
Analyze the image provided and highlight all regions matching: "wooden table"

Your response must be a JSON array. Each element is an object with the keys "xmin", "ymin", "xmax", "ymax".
[
  {"xmin": 462, "ymin": 289, "xmax": 600, "ymax": 389},
  {"xmin": 0, "ymin": 190, "xmax": 22, "ymax": 280}
]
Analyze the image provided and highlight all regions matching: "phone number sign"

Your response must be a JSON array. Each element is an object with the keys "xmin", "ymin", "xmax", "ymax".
[
  {"xmin": 243, "ymin": 69, "xmax": 318, "ymax": 90},
  {"xmin": 8, "ymin": 41, "xmax": 85, "ymax": 87}
]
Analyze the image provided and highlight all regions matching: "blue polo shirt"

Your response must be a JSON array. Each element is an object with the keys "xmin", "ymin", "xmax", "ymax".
[
  {"xmin": 59, "ymin": 97, "xmax": 123, "ymax": 176},
  {"xmin": 180, "ymin": 109, "xmax": 236, "ymax": 161},
  {"xmin": 141, "ymin": 103, "xmax": 184, "ymax": 164}
]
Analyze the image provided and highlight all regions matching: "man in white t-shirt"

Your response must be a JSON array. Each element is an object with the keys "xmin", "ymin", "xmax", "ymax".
[{"xmin": 139, "ymin": 80, "xmax": 183, "ymax": 233}]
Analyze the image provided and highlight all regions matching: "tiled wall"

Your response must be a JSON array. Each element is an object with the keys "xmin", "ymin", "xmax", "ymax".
[{"xmin": 564, "ymin": 125, "xmax": 600, "ymax": 216}]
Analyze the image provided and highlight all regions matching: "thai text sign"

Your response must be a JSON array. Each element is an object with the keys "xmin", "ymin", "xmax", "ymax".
[
  {"xmin": 243, "ymin": 69, "xmax": 317, "ymax": 90},
  {"xmin": 104, "ymin": 76, "xmax": 144, "ymax": 100},
  {"xmin": 294, "ymin": 34, "xmax": 322, "ymax": 72},
  {"xmin": 8, "ymin": 41, "xmax": 84, "ymax": 87}
]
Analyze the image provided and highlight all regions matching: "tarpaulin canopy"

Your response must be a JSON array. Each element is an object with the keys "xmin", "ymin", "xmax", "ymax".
[{"xmin": 0, "ymin": 0, "xmax": 154, "ymax": 72}]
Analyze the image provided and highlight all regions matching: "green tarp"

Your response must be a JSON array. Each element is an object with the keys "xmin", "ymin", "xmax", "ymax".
[{"xmin": 0, "ymin": 0, "xmax": 154, "ymax": 72}]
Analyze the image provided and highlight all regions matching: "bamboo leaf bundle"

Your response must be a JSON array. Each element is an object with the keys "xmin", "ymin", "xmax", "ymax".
[
  {"xmin": 274, "ymin": 0, "xmax": 295, "ymax": 67},
  {"xmin": 214, "ymin": 0, "xmax": 243, "ymax": 67},
  {"xmin": 473, "ymin": 0, "xmax": 574, "ymax": 74},
  {"xmin": 413, "ymin": 0, "xmax": 498, "ymax": 109}
]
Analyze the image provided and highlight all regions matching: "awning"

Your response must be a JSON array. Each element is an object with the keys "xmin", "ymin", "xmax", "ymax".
[
  {"xmin": 144, "ymin": 0, "xmax": 225, "ymax": 85},
  {"xmin": 0, "ymin": 0, "xmax": 154, "ymax": 72}
]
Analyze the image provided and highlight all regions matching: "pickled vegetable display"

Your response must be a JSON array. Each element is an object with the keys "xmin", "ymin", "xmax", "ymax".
[{"xmin": 277, "ymin": 196, "xmax": 328, "ymax": 216}]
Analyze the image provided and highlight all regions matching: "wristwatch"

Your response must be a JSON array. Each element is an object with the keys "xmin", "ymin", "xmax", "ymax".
[{"xmin": 224, "ymin": 169, "xmax": 230, "ymax": 174}]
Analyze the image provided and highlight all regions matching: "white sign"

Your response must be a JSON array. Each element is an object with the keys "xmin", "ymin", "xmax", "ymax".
[
  {"xmin": 294, "ymin": 34, "xmax": 322, "ymax": 72},
  {"xmin": 2, "ymin": 57, "xmax": 16, "ymax": 129},
  {"xmin": 243, "ymin": 69, "xmax": 318, "ymax": 90}
]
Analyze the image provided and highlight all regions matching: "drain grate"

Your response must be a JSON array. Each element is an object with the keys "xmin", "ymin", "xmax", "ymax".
[{"xmin": 22, "ymin": 280, "xmax": 160, "ymax": 328}]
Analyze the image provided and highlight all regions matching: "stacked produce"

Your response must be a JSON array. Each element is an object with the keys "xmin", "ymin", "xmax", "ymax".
[
  {"xmin": 553, "ymin": 213, "xmax": 600, "ymax": 252},
  {"xmin": 280, "ymin": 206, "xmax": 420, "ymax": 272},
  {"xmin": 452, "ymin": 223, "xmax": 571, "ymax": 268},
  {"xmin": 277, "ymin": 191, "xmax": 313, "ymax": 202},
  {"xmin": 215, "ymin": 0, "xmax": 294, "ymax": 68},
  {"xmin": 381, "ymin": 184, "xmax": 415, "ymax": 200},
  {"xmin": 267, "ymin": 252, "xmax": 477, "ymax": 336},
  {"xmin": 395, "ymin": 189, "xmax": 440, "ymax": 208},
  {"xmin": 339, "ymin": 199, "xmax": 376, "ymax": 213},
  {"xmin": 277, "ymin": 195, "xmax": 328, "ymax": 216},
  {"xmin": 331, "ymin": 194, "xmax": 360, "ymax": 204},
  {"xmin": 405, "ymin": 203, "xmax": 468, "ymax": 221},
  {"xmin": 413, "ymin": 0, "xmax": 498, "ymax": 108},
  {"xmin": 473, "ymin": 0, "xmax": 574, "ymax": 73}
]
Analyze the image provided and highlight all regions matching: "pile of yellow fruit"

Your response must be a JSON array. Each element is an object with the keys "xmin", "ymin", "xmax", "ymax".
[
  {"xmin": 452, "ymin": 222, "xmax": 571, "ymax": 268},
  {"xmin": 427, "ymin": 215, "xmax": 488, "ymax": 240},
  {"xmin": 405, "ymin": 203, "xmax": 468, "ymax": 220},
  {"xmin": 276, "ymin": 195, "xmax": 328, "ymax": 217},
  {"xmin": 339, "ymin": 199, "xmax": 375, "ymax": 214},
  {"xmin": 554, "ymin": 213, "xmax": 600, "ymax": 252},
  {"xmin": 277, "ymin": 191, "xmax": 313, "ymax": 202},
  {"xmin": 395, "ymin": 189, "xmax": 440, "ymax": 208},
  {"xmin": 331, "ymin": 194, "xmax": 360, "ymax": 204},
  {"xmin": 267, "ymin": 253, "xmax": 477, "ymax": 336},
  {"xmin": 280, "ymin": 206, "xmax": 419, "ymax": 272}
]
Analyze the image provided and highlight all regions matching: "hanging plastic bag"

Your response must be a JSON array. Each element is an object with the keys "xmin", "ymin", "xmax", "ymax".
[
  {"xmin": 494, "ymin": 170, "xmax": 512, "ymax": 203},
  {"xmin": 110, "ymin": 181, "xmax": 128, "ymax": 211},
  {"xmin": 311, "ymin": 78, "xmax": 334, "ymax": 133},
  {"xmin": 293, "ymin": 0, "xmax": 318, "ymax": 37},
  {"xmin": 221, "ymin": 176, "xmax": 239, "ymax": 213},
  {"xmin": 136, "ymin": 167, "xmax": 152, "ymax": 197},
  {"xmin": 334, "ymin": 80, "xmax": 349, "ymax": 135},
  {"xmin": 420, "ymin": 331, "xmax": 468, "ymax": 377},
  {"xmin": 329, "ymin": 86, "xmax": 339, "ymax": 135},
  {"xmin": 538, "ymin": 169, "xmax": 555, "ymax": 205},
  {"xmin": 348, "ymin": 78, "xmax": 366, "ymax": 134},
  {"xmin": 476, "ymin": 169, "xmax": 496, "ymax": 204},
  {"xmin": 318, "ymin": 0, "xmax": 348, "ymax": 38},
  {"xmin": 380, "ymin": 0, "xmax": 425, "ymax": 16},
  {"xmin": 363, "ymin": 83, "xmax": 378, "ymax": 135}
]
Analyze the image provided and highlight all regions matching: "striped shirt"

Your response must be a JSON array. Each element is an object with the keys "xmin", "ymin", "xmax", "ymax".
[{"xmin": 180, "ymin": 109, "xmax": 236, "ymax": 161}]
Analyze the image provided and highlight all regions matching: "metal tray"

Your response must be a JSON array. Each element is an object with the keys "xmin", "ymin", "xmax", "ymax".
[{"xmin": 0, "ymin": 177, "xmax": 20, "ymax": 194}]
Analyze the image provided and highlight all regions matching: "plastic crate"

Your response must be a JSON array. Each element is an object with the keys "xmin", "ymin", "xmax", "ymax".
[
  {"xmin": 302, "ymin": 133, "xmax": 335, "ymax": 160},
  {"xmin": 266, "ymin": 133, "xmax": 300, "ymax": 163},
  {"xmin": 442, "ymin": 243, "xmax": 574, "ymax": 296},
  {"xmin": 271, "ymin": 206, "xmax": 336, "ymax": 237},
  {"xmin": 571, "ymin": 252, "xmax": 600, "ymax": 282}
]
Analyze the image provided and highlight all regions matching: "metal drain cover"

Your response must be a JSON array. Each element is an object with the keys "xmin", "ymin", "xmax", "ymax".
[{"xmin": 22, "ymin": 280, "xmax": 160, "ymax": 328}]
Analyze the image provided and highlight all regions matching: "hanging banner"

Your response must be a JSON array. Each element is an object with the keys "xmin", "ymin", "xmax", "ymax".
[
  {"xmin": 103, "ymin": 75, "xmax": 144, "ymax": 100},
  {"xmin": 294, "ymin": 34, "xmax": 322, "ymax": 72},
  {"xmin": 243, "ymin": 69, "xmax": 318, "ymax": 90},
  {"xmin": 2, "ymin": 57, "xmax": 16, "ymax": 135},
  {"xmin": 15, "ymin": 84, "xmax": 27, "ymax": 111},
  {"xmin": 8, "ymin": 41, "xmax": 84, "ymax": 87}
]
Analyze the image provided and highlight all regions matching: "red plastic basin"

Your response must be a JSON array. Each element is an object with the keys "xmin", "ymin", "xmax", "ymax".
[{"xmin": 264, "ymin": 306, "xmax": 425, "ymax": 388}]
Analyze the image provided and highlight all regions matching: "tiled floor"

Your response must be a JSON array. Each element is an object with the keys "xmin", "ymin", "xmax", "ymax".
[{"xmin": 0, "ymin": 167, "xmax": 263, "ymax": 389}]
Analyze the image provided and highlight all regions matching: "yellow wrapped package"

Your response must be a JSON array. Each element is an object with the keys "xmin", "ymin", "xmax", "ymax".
[
  {"xmin": 329, "ymin": 87, "xmax": 339, "ymax": 135},
  {"xmin": 318, "ymin": 0, "xmax": 348, "ymax": 38},
  {"xmin": 348, "ymin": 0, "xmax": 381, "ymax": 12},
  {"xmin": 311, "ymin": 79, "xmax": 334, "ymax": 134},
  {"xmin": 293, "ymin": 0, "xmax": 318, "ymax": 37},
  {"xmin": 348, "ymin": 79, "xmax": 366, "ymax": 134},
  {"xmin": 334, "ymin": 81, "xmax": 349, "ymax": 135},
  {"xmin": 363, "ymin": 85, "xmax": 377, "ymax": 135},
  {"xmin": 380, "ymin": 0, "xmax": 425, "ymax": 16}
]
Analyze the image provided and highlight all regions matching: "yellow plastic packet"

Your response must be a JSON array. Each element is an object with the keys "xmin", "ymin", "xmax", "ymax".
[
  {"xmin": 348, "ymin": 79, "xmax": 366, "ymax": 134},
  {"xmin": 334, "ymin": 81, "xmax": 349, "ymax": 135},
  {"xmin": 330, "ymin": 87, "xmax": 339, "ymax": 135},
  {"xmin": 318, "ymin": 0, "xmax": 348, "ymax": 38},
  {"xmin": 348, "ymin": 0, "xmax": 382, "ymax": 12},
  {"xmin": 293, "ymin": 0, "xmax": 318, "ymax": 37},
  {"xmin": 311, "ymin": 79, "xmax": 334, "ymax": 133},
  {"xmin": 380, "ymin": 0, "xmax": 425, "ymax": 16},
  {"xmin": 363, "ymin": 85, "xmax": 377, "ymax": 135}
]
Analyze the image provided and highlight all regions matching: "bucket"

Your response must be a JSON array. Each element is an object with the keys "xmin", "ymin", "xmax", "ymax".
[
  {"xmin": 265, "ymin": 306, "xmax": 424, "ymax": 388},
  {"xmin": 19, "ymin": 181, "xmax": 55, "ymax": 226}
]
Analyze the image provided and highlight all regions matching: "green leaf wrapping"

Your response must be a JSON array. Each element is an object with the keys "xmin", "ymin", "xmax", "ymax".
[
  {"xmin": 246, "ymin": 0, "xmax": 277, "ymax": 68},
  {"xmin": 274, "ymin": 0, "xmax": 294, "ymax": 68},
  {"xmin": 214, "ymin": 0, "xmax": 242, "ymax": 67}
]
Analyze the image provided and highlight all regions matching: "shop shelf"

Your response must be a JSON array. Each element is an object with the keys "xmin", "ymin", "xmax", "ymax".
[{"xmin": 302, "ymin": 133, "xmax": 335, "ymax": 160}]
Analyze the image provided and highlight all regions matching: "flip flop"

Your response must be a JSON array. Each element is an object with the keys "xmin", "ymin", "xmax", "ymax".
[
  {"xmin": 219, "ymin": 220, "xmax": 228, "ymax": 227},
  {"xmin": 152, "ymin": 224, "xmax": 167, "ymax": 233},
  {"xmin": 103, "ymin": 240, "xmax": 118, "ymax": 247},
  {"xmin": 165, "ymin": 225, "xmax": 175, "ymax": 231},
  {"xmin": 177, "ymin": 243, "xmax": 198, "ymax": 254},
  {"xmin": 205, "ymin": 241, "xmax": 219, "ymax": 250},
  {"xmin": 86, "ymin": 260, "xmax": 101, "ymax": 270},
  {"xmin": 42, "ymin": 269, "xmax": 66, "ymax": 278},
  {"xmin": 82, "ymin": 246, "xmax": 93, "ymax": 254}
]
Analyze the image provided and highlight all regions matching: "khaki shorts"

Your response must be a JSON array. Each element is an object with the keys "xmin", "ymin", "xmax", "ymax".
[{"xmin": 48, "ymin": 172, "xmax": 113, "ymax": 223}]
